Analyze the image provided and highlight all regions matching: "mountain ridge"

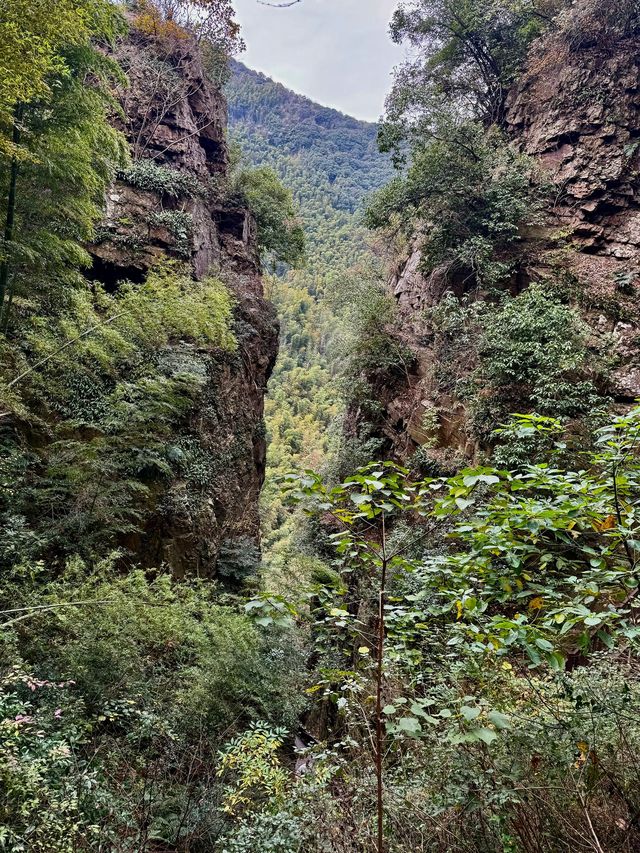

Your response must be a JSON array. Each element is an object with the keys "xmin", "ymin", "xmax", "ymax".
[{"xmin": 227, "ymin": 59, "xmax": 393, "ymax": 219}]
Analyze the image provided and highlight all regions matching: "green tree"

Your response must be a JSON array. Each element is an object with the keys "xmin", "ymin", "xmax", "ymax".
[
  {"xmin": 267, "ymin": 405, "xmax": 640, "ymax": 850},
  {"xmin": 379, "ymin": 0, "xmax": 560, "ymax": 157},
  {"xmin": 0, "ymin": 0, "xmax": 127, "ymax": 327},
  {"xmin": 282, "ymin": 462, "xmax": 431, "ymax": 853},
  {"xmin": 366, "ymin": 122, "xmax": 543, "ymax": 286},
  {"xmin": 0, "ymin": 0, "xmax": 124, "ymax": 153},
  {"xmin": 232, "ymin": 165, "xmax": 305, "ymax": 268}
]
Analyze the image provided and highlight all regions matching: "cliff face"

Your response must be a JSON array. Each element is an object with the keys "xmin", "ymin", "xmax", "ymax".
[
  {"xmin": 359, "ymin": 16, "xmax": 640, "ymax": 470},
  {"xmin": 89, "ymin": 26, "xmax": 278, "ymax": 578},
  {"xmin": 505, "ymin": 25, "xmax": 640, "ymax": 399}
]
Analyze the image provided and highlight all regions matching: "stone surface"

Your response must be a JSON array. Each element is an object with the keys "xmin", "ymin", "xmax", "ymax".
[
  {"xmin": 87, "ymin": 24, "xmax": 278, "ymax": 578},
  {"xmin": 356, "ymin": 14, "xmax": 640, "ymax": 469}
]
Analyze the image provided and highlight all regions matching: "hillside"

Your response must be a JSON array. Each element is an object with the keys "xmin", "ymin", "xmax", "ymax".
[
  {"xmin": 227, "ymin": 60, "xmax": 392, "ymax": 214},
  {"xmin": 227, "ymin": 60, "xmax": 393, "ymax": 270},
  {"xmin": 226, "ymin": 60, "xmax": 394, "ymax": 561},
  {"xmin": 4, "ymin": 2, "xmax": 640, "ymax": 850}
]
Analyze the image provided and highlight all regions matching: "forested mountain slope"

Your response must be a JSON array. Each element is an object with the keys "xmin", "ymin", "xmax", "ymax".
[
  {"xmin": 227, "ymin": 60, "xmax": 392, "ymax": 213},
  {"xmin": 227, "ymin": 60, "xmax": 394, "ymax": 267},
  {"xmin": 226, "ymin": 60, "xmax": 394, "ymax": 559}
]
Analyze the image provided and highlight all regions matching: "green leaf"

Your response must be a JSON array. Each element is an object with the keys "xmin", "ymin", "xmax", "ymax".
[
  {"xmin": 596, "ymin": 629, "xmax": 615, "ymax": 649},
  {"xmin": 455, "ymin": 497, "xmax": 474, "ymax": 511},
  {"xmin": 397, "ymin": 716, "xmax": 422, "ymax": 735},
  {"xmin": 473, "ymin": 727, "xmax": 498, "ymax": 745},
  {"xmin": 460, "ymin": 705, "xmax": 481, "ymax": 721},
  {"xmin": 549, "ymin": 651, "xmax": 566, "ymax": 671},
  {"xmin": 350, "ymin": 493, "xmax": 371, "ymax": 506},
  {"xmin": 487, "ymin": 710, "xmax": 510, "ymax": 730}
]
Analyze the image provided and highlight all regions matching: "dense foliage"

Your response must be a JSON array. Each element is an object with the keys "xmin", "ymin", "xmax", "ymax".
[
  {"xmin": 227, "ymin": 61, "xmax": 394, "ymax": 218},
  {"xmin": 0, "ymin": 263, "xmax": 237, "ymax": 566},
  {"xmin": 380, "ymin": 0, "xmax": 561, "ymax": 153},
  {"xmin": 365, "ymin": 123, "xmax": 546, "ymax": 287},
  {"xmin": 226, "ymin": 61, "xmax": 394, "ymax": 571},
  {"xmin": 231, "ymin": 407, "xmax": 640, "ymax": 851},
  {"xmin": 0, "ymin": 0, "xmax": 127, "ymax": 328},
  {"xmin": 0, "ymin": 563, "xmax": 303, "ymax": 851},
  {"xmin": 1, "ymin": 0, "xmax": 640, "ymax": 850},
  {"xmin": 230, "ymin": 163, "xmax": 305, "ymax": 268},
  {"xmin": 0, "ymin": 3, "xmax": 303, "ymax": 849}
]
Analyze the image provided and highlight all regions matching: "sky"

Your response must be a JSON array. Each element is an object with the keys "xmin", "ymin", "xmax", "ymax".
[{"xmin": 231, "ymin": 0, "xmax": 406, "ymax": 122}]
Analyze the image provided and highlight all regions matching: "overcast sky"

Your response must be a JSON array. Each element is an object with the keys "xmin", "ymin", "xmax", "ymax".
[{"xmin": 232, "ymin": 0, "xmax": 405, "ymax": 122}]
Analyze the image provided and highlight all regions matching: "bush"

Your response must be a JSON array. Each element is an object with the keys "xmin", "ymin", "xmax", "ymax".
[
  {"xmin": 120, "ymin": 160, "xmax": 203, "ymax": 199},
  {"xmin": 231, "ymin": 166, "xmax": 305, "ymax": 268},
  {"xmin": 472, "ymin": 284, "xmax": 601, "ymax": 447},
  {"xmin": 0, "ymin": 561, "xmax": 305, "ymax": 850},
  {"xmin": 366, "ymin": 123, "xmax": 545, "ymax": 287},
  {"xmin": 149, "ymin": 209, "xmax": 194, "ymax": 257}
]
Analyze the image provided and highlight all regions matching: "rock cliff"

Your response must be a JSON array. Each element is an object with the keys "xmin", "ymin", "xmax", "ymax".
[
  {"xmin": 88, "ymin": 23, "xmax": 278, "ymax": 578},
  {"xmin": 357, "ymin": 10, "xmax": 640, "ymax": 470}
]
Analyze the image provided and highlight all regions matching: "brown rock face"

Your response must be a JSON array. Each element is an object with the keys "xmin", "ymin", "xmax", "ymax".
[
  {"xmin": 505, "ymin": 26, "xmax": 640, "ymax": 399},
  {"xmin": 357, "ymin": 15, "xmax": 640, "ymax": 470},
  {"xmin": 88, "ymin": 25, "xmax": 278, "ymax": 579}
]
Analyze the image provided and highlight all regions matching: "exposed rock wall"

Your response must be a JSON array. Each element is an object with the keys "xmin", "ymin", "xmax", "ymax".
[
  {"xmin": 88, "ymin": 24, "xmax": 278, "ymax": 578},
  {"xmin": 506, "ymin": 27, "xmax": 640, "ymax": 399},
  {"xmin": 357, "ymin": 16, "xmax": 640, "ymax": 470}
]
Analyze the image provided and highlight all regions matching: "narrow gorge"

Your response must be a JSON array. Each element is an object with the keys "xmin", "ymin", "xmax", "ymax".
[{"xmin": 2, "ymin": 2, "xmax": 640, "ymax": 851}]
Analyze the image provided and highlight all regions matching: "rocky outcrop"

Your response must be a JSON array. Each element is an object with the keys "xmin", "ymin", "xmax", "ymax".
[
  {"xmin": 505, "ymin": 24, "xmax": 640, "ymax": 399},
  {"xmin": 88, "ymin": 23, "xmax": 278, "ymax": 578},
  {"xmin": 356, "ymin": 12, "xmax": 640, "ymax": 470}
]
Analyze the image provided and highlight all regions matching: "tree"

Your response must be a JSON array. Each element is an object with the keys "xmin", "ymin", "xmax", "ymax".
[
  {"xmin": 283, "ymin": 462, "xmax": 430, "ymax": 853},
  {"xmin": 276, "ymin": 404, "xmax": 640, "ymax": 849},
  {"xmin": 473, "ymin": 284, "xmax": 599, "ymax": 446},
  {"xmin": 365, "ymin": 121, "xmax": 543, "ymax": 287},
  {"xmin": 0, "ymin": 0, "xmax": 126, "ymax": 153},
  {"xmin": 379, "ymin": 0, "xmax": 561, "ymax": 157},
  {"xmin": 232, "ymin": 166, "xmax": 305, "ymax": 269},
  {"xmin": 0, "ymin": 0, "xmax": 127, "ymax": 327},
  {"xmin": 133, "ymin": 0, "xmax": 245, "ymax": 53}
]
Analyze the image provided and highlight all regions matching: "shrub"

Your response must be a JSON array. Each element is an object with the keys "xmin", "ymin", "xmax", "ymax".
[
  {"xmin": 231, "ymin": 166, "xmax": 305, "ymax": 268},
  {"xmin": 471, "ymin": 284, "xmax": 601, "ymax": 447},
  {"xmin": 120, "ymin": 160, "xmax": 203, "ymax": 199},
  {"xmin": 0, "ymin": 561, "xmax": 305, "ymax": 849},
  {"xmin": 366, "ymin": 123, "xmax": 545, "ymax": 287},
  {"xmin": 149, "ymin": 209, "xmax": 194, "ymax": 257}
]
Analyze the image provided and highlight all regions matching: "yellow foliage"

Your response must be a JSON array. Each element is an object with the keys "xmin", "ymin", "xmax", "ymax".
[
  {"xmin": 594, "ymin": 514, "xmax": 616, "ymax": 532},
  {"xmin": 217, "ymin": 724, "xmax": 288, "ymax": 816},
  {"xmin": 134, "ymin": 1, "xmax": 189, "ymax": 43}
]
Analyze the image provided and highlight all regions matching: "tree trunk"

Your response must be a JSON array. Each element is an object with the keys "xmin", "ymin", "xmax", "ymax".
[
  {"xmin": 375, "ymin": 514, "xmax": 388, "ymax": 853},
  {"xmin": 0, "ymin": 105, "xmax": 23, "ymax": 322}
]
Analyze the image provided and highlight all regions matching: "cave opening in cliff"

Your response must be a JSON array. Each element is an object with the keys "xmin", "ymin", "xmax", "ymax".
[{"xmin": 88, "ymin": 256, "xmax": 147, "ymax": 292}]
